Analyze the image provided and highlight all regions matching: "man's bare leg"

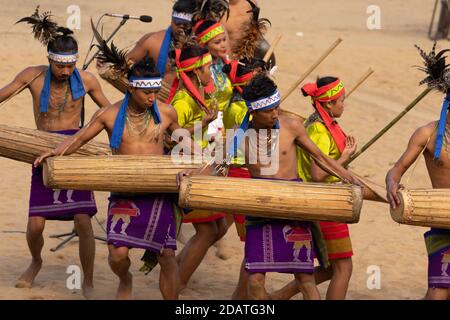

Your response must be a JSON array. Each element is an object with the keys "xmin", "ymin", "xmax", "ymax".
[
  {"xmin": 325, "ymin": 258, "xmax": 352, "ymax": 300},
  {"xmin": 295, "ymin": 272, "xmax": 320, "ymax": 300},
  {"xmin": 176, "ymin": 221, "xmax": 218, "ymax": 290},
  {"xmin": 74, "ymin": 213, "xmax": 95, "ymax": 299},
  {"xmin": 16, "ymin": 217, "xmax": 45, "ymax": 288},
  {"xmin": 268, "ymin": 265, "xmax": 333, "ymax": 300},
  {"xmin": 268, "ymin": 280, "xmax": 299, "ymax": 300},
  {"xmin": 231, "ymin": 259, "xmax": 249, "ymax": 300},
  {"xmin": 108, "ymin": 245, "xmax": 132, "ymax": 300},
  {"xmin": 214, "ymin": 216, "xmax": 233, "ymax": 260},
  {"xmin": 158, "ymin": 248, "xmax": 179, "ymax": 300},
  {"xmin": 425, "ymin": 287, "xmax": 449, "ymax": 300},
  {"xmin": 248, "ymin": 272, "xmax": 269, "ymax": 300}
]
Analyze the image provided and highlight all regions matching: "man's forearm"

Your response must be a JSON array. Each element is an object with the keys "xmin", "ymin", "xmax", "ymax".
[
  {"xmin": 317, "ymin": 154, "xmax": 351, "ymax": 181},
  {"xmin": 55, "ymin": 135, "xmax": 85, "ymax": 156}
]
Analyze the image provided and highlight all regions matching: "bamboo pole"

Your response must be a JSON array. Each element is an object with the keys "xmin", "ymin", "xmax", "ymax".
[
  {"xmin": 179, "ymin": 175, "xmax": 363, "ymax": 223},
  {"xmin": 346, "ymin": 87, "xmax": 432, "ymax": 165},
  {"xmin": 0, "ymin": 124, "xmax": 110, "ymax": 164},
  {"xmin": 428, "ymin": 0, "xmax": 439, "ymax": 39},
  {"xmin": 0, "ymin": 70, "xmax": 45, "ymax": 108},
  {"xmin": 43, "ymin": 155, "xmax": 203, "ymax": 193},
  {"xmin": 281, "ymin": 38, "xmax": 343, "ymax": 103},
  {"xmin": 346, "ymin": 68, "xmax": 374, "ymax": 98},
  {"xmin": 263, "ymin": 34, "xmax": 282, "ymax": 63}
]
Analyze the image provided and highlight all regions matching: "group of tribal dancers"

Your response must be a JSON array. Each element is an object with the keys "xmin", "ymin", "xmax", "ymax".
[{"xmin": 0, "ymin": 0, "xmax": 449, "ymax": 300}]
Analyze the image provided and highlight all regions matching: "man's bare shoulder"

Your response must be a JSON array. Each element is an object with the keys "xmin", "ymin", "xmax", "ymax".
[
  {"xmin": 412, "ymin": 121, "xmax": 438, "ymax": 140},
  {"xmin": 78, "ymin": 70, "xmax": 99, "ymax": 86},
  {"xmin": 17, "ymin": 65, "xmax": 47, "ymax": 81},
  {"xmin": 279, "ymin": 113, "xmax": 305, "ymax": 131},
  {"xmin": 158, "ymin": 102, "xmax": 177, "ymax": 119},
  {"xmin": 138, "ymin": 30, "xmax": 166, "ymax": 46},
  {"xmin": 97, "ymin": 101, "xmax": 121, "ymax": 118}
]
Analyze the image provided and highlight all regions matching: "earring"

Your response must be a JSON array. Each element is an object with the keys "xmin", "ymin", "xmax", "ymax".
[{"xmin": 196, "ymin": 73, "xmax": 203, "ymax": 88}]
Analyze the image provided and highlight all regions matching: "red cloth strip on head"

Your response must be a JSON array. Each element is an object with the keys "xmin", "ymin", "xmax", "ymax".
[
  {"xmin": 301, "ymin": 80, "xmax": 347, "ymax": 153},
  {"xmin": 226, "ymin": 60, "xmax": 254, "ymax": 94},
  {"xmin": 166, "ymin": 49, "xmax": 211, "ymax": 111},
  {"xmin": 193, "ymin": 20, "xmax": 225, "ymax": 45}
]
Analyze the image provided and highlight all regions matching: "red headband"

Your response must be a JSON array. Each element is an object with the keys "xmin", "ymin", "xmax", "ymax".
[
  {"xmin": 193, "ymin": 20, "xmax": 225, "ymax": 45},
  {"xmin": 166, "ymin": 49, "xmax": 212, "ymax": 111},
  {"xmin": 226, "ymin": 60, "xmax": 254, "ymax": 94},
  {"xmin": 301, "ymin": 79, "xmax": 347, "ymax": 152}
]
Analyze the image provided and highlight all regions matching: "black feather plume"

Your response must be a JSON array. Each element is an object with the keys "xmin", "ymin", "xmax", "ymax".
[
  {"xmin": 90, "ymin": 18, "xmax": 128, "ymax": 72},
  {"xmin": 16, "ymin": 5, "xmax": 58, "ymax": 45},
  {"xmin": 245, "ymin": 0, "xmax": 260, "ymax": 22},
  {"xmin": 415, "ymin": 42, "xmax": 450, "ymax": 93},
  {"xmin": 232, "ymin": 2, "xmax": 271, "ymax": 60},
  {"xmin": 195, "ymin": 0, "xmax": 230, "ymax": 21}
]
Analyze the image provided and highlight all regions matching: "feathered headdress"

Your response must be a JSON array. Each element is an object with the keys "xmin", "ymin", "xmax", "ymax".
[
  {"xmin": 16, "ymin": 5, "xmax": 70, "ymax": 46},
  {"xmin": 90, "ymin": 18, "xmax": 129, "ymax": 73},
  {"xmin": 416, "ymin": 43, "xmax": 450, "ymax": 161},
  {"xmin": 232, "ymin": 0, "xmax": 271, "ymax": 60},
  {"xmin": 194, "ymin": 0, "xmax": 230, "ymax": 22},
  {"xmin": 415, "ymin": 43, "xmax": 450, "ymax": 93}
]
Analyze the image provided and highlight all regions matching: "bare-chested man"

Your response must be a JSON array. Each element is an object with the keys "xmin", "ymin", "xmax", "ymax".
[
  {"xmin": 180, "ymin": 74, "xmax": 358, "ymax": 300},
  {"xmin": 123, "ymin": 0, "xmax": 198, "ymax": 101},
  {"xmin": 386, "ymin": 46, "xmax": 450, "ymax": 300},
  {"xmin": 36, "ymin": 56, "xmax": 199, "ymax": 300},
  {"xmin": 0, "ymin": 9, "xmax": 110, "ymax": 298},
  {"xmin": 386, "ymin": 116, "xmax": 450, "ymax": 300}
]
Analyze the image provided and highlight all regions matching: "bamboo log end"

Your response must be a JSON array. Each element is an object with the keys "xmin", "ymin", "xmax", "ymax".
[
  {"xmin": 42, "ymin": 158, "xmax": 55, "ymax": 188},
  {"xmin": 178, "ymin": 177, "xmax": 191, "ymax": 208},
  {"xmin": 350, "ymin": 185, "xmax": 363, "ymax": 223},
  {"xmin": 389, "ymin": 190, "xmax": 406, "ymax": 224},
  {"xmin": 389, "ymin": 189, "xmax": 410, "ymax": 224}
]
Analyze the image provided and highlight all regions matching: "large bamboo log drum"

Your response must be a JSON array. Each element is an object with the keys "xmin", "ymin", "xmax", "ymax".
[
  {"xmin": 390, "ymin": 188, "xmax": 450, "ymax": 229},
  {"xmin": 0, "ymin": 124, "xmax": 109, "ymax": 164},
  {"xmin": 179, "ymin": 176, "xmax": 363, "ymax": 223},
  {"xmin": 43, "ymin": 155, "xmax": 202, "ymax": 193}
]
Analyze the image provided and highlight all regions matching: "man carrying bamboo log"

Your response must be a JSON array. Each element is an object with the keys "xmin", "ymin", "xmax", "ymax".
[
  {"xmin": 0, "ymin": 7, "xmax": 110, "ymax": 297},
  {"xmin": 386, "ymin": 45, "xmax": 450, "ymax": 300},
  {"xmin": 180, "ymin": 74, "xmax": 359, "ymax": 299},
  {"xmin": 35, "ymin": 41, "xmax": 200, "ymax": 298}
]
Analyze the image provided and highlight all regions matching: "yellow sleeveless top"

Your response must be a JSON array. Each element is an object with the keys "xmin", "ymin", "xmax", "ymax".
[
  {"xmin": 171, "ymin": 89, "xmax": 209, "ymax": 149},
  {"xmin": 297, "ymin": 121, "xmax": 341, "ymax": 183}
]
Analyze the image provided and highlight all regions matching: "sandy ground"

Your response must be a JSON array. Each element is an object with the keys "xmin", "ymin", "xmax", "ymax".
[{"xmin": 0, "ymin": 0, "xmax": 446, "ymax": 300}]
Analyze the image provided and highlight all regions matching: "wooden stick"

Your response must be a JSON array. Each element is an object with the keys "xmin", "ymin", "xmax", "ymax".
[
  {"xmin": 346, "ymin": 68, "xmax": 374, "ymax": 98},
  {"xmin": 346, "ymin": 87, "xmax": 432, "ymax": 165},
  {"xmin": 281, "ymin": 38, "xmax": 343, "ymax": 103},
  {"xmin": 0, "ymin": 70, "xmax": 45, "ymax": 108},
  {"xmin": 263, "ymin": 34, "xmax": 283, "ymax": 63},
  {"xmin": 428, "ymin": 0, "xmax": 439, "ymax": 38},
  {"xmin": 280, "ymin": 67, "xmax": 373, "ymax": 121}
]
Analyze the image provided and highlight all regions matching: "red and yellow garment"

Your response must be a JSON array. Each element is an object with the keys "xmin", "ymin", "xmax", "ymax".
[
  {"xmin": 166, "ymin": 49, "xmax": 212, "ymax": 107},
  {"xmin": 301, "ymin": 79, "xmax": 347, "ymax": 152}
]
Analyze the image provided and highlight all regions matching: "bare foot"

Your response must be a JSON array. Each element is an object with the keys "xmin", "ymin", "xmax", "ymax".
[
  {"xmin": 15, "ymin": 259, "xmax": 42, "ymax": 288},
  {"xmin": 82, "ymin": 283, "xmax": 95, "ymax": 300},
  {"xmin": 116, "ymin": 272, "xmax": 132, "ymax": 300},
  {"xmin": 231, "ymin": 289, "xmax": 247, "ymax": 300}
]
